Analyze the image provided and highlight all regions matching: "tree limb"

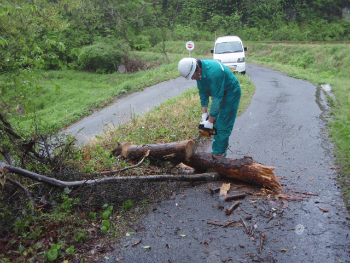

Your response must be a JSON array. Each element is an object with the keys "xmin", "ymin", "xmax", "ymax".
[
  {"xmin": 2, "ymin": 165, "xmax": 218, "ymax": 189},
  {"xmin": 6, "ymin": 177, "xmax": 34, "ymax": 209},
  {"xmin": 97, "ymin": 150, "xmax": 150, "ymax": 176}
]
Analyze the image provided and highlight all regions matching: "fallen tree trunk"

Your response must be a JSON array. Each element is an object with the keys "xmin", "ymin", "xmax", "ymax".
[
  {"xmin": 112, "ymin": 140, "xmax": 281, "ymax": 191},
  {"xmin": 112, "ymin": 140, "xmax": 195, "ymax": 163},
  {"xmin": 185, "ymin": 152, "xmax": 280, "ymax": 190},
  {"xmin": 3, "ymin": 165, "xmax": 218, "ymax": 189}
]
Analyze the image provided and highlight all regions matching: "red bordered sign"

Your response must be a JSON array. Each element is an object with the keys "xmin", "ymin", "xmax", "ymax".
[{"xmin": 186, "ymin": 41, "xmax": 195, "ymax": 51}]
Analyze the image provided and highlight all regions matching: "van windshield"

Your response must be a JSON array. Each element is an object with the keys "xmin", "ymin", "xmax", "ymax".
[{"xmin": 215, "ymin": 41, "xmax": 243, "ymax": 54}]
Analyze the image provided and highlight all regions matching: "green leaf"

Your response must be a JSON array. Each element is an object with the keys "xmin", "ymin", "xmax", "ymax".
[
  {"xmin": 102, "ymin": 210, "xmax": 110, "ymax": 220},
  {"xmin": 126, "ymin": 230, "xmax": 135, "ymax": 236},
  {"xmin": 0, "ymin": 37, "xmax": 6, "ymax": 47},
  {"xmin": 121, "ymin": 200, "xmax": 134, "ymax": 211},
  {"xmin": 101, "ymin": 226, "xmax": 107, "ymax": 233},
  {"xmin": 47, "ymin": 249, "xmax": 58, "ymax": 262},
  {"xmin": 102, "ymin": 220, "xmax": 110, "ymax": 229},
  {"xmin": 142, "ymin": 246, "xmax": 151, "ymax": 249},
  {"xmin": 65, "ymin": 245, "xmax": 75, "ymax": 254},
  {"xmin": 51, "ymin": 244, "xmax": 60, "ymax": 250}
]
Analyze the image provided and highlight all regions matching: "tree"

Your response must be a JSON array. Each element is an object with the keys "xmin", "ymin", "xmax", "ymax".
[
  {"xmin": 91, "ymin": 0, "xmax": 152, "ymax": 44},
  {"xmin": 0, "ymin": 0, "xmax": 79, "ymax": 166}
]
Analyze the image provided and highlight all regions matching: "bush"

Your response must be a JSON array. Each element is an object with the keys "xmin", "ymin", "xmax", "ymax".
[
  {"xmin": 172, "ymin": 25, "xmax": 212, "ymax": 41},
  {"xmin": 78, "ymin": 39, "xmax": 130, "ymax": 73},
  {"xmin": 129, "ymin": 34, "xmax": 151, "ymax": 50}
]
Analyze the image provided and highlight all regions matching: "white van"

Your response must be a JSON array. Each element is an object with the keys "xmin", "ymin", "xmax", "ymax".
[{"xmin": 211, "ymin": 36, "xmax": 247, "ymax": 74}]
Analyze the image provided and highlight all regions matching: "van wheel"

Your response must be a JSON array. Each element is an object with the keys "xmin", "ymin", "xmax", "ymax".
[{"xmin": 241, "ymin": 71, "xmax": 246, "ymax": 75}]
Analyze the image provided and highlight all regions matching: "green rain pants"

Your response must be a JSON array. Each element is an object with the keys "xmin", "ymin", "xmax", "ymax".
[{"xmin": 211, "ymin": 86, "xmax": 241, "ymax": 155}]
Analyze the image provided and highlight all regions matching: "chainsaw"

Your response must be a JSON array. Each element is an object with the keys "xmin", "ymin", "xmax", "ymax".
[{"xmin": 192, "ymin": 123, "xmax": 217, "ymax": 156}]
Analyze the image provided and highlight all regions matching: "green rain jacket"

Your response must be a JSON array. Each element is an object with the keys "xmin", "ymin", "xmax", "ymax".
[{"xmin": 197, "ymin": 60, "xmax": 240, "ymax": 117}]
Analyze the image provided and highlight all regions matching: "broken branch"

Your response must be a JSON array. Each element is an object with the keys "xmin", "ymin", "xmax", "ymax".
[
  {"xmin": 226, "ymin": 202, "xmax": 240, "ymax": 215},
  {"xmin": 224, "ymin": 193, "xmax": 246, "ymax": 202},
  {"xmin": 259, "ymin": 232, "xmax": 265, "ymax": 253},
  {"xmin": 6, "ymin": 177, "xmax": 34, "ymax": 209},
  {"xmin": 97, "ymin": 150, "xmax": 150, "ymax": 176},
  {"xmin": 3, "ymin": 165, "xmax": 218, "ymax": 189}
]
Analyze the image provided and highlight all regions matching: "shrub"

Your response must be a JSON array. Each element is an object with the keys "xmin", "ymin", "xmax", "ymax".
[
  {"xmin": 78, "ymin": 39, "xmax": 130, "ymax": 73},
  {"xmin": 172, "ymin": 25, "xmax": 212, "ymax": 41},
  {"xmin": 129, "ymin": 34, "xmax": 151, "ymax": 50}
]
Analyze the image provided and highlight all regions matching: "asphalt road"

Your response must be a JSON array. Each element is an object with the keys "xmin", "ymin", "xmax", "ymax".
[{"xmin": 92, "ymin": 63, "xmax": 350, "ymax": 263}]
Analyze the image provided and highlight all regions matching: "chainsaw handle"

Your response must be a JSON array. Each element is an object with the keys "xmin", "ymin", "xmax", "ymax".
[{"xmin": 198, "ymin": 124, "xmax": 217, "ymax": 136}]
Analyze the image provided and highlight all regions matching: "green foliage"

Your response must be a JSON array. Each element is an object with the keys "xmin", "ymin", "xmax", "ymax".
[
  {"xmin": 130, "ymin": 34, "xmax": 151, "ymax": 50},
  {"xmin": 100, "ymin": 204, "xmax": 113, "ymax": 234},
  {"xmin": 172, "ymin": 25, "xmax": 213, "ymax": 41},
  {"xmin": 75, "ymin": 232, "xmax": 86, "ymax": 242},
  {"xmin": 121, "ymin": 200, "xmax": 135, "ymax": 211},
  {"xmin": 60, "ymin": 195, "xmax": 79, "ymax": 213},
  {"xmin": 47, "ymin": 244, "xmax": 60, "ymax": 262},
  {"xmin": 78, "ymin": 39, "xmax": 130, "ymax": 73},
  {"xmin": 38, "ymin": 37, "xmax": 68, "ymax": 70},
  {"xmin": 102, "ymin": 203, "xmax": 113, "ymax": 220},
  {"xmin": 65, "ymin": 245, "xmax": 76, "ymax": 257}
]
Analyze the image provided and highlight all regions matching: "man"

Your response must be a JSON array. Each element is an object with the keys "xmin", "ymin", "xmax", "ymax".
[{"xmin": 178, "ymin": 58, "xmax": 241, "ymax": 156}]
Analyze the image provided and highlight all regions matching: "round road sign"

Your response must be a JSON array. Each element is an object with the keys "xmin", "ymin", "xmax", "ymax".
[{"xmin": 186, "ymin": 41, "xmax": 195, "ymax": 51}]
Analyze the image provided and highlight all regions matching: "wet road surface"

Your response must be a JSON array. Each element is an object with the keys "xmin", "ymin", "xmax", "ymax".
[{"xmin": 96, "ymin": 63, "xmax": 350, "ymax": 263}]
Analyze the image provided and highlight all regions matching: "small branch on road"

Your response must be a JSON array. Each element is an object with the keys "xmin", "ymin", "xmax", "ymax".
[
  {"xmin": 226, "ymin": 202, "xmax": 240, "ymax": 215},
  {"xmin": 259, "ymin": 232, "xmax": 265, "ymax": 253}
]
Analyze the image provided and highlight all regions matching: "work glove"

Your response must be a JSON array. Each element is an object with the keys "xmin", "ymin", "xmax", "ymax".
[
  {"xmin": 202, "ymin": 113, "xmax": 209, "ymax": 122},
  {"xmin": 200, "ymin": 120, "xmax": 213, "ymax": 130}
]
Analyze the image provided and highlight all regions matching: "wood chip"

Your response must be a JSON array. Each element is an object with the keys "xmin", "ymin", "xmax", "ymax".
[
  {"xmin": 220, "ymin": 183, "xmax": 231, "ymax": 196},
  {"xmin": 319, "ymin": 207, "xmax": 329, "ymax": 212},
  {"xmin": 132, "ymin": 239, "xmax": 141, "ymax": 247}
]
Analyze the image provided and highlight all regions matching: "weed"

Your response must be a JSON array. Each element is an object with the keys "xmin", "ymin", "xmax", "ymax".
[{"xmin": 121, "ymin": 200, "xmax": 135, "ymax": 211}]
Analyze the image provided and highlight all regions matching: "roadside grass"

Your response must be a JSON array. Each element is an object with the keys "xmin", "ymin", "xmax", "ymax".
[
  {"xmin": 244, "ymin": 42, "xmax": 350, "ymax": 207},
  {"xmin": 92, "ymin": 73, "xmax": 254, "ymax": 150},
  {"xmin": 2, "ymin": 54, "xmax": 180, "ymax": 132}
]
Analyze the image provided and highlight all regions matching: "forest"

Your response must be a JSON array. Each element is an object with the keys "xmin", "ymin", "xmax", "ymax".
[{"xmin": 1, "ymin": 0, "xmax": 350, "ymax": 75}]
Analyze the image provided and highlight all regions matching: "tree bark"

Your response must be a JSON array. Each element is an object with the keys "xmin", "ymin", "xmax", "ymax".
[
  {"xmin": 112, "ymin": 140, "xmax": 281, "ymax": 191},
  {"xmin": 112, "ymin": 140, "xmax": 195, "ymax": 163},
  {"xmin": 184, "ymin": 152, "xmax": 280, "ymax": 190}
]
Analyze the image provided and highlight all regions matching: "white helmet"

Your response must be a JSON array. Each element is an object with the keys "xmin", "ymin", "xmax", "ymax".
[{"xmin": 178, "ymin": 58, "xmax": 196, "ymax": 80}]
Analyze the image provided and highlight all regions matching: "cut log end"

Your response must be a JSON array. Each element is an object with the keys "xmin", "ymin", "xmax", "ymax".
[
  {"xmin": 121, "ymin": 142, "xmax": 132, "ymax": 158},
  {"xmin": 185, "ymin": 140, "xmax": 195, "ymax": 160}
]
